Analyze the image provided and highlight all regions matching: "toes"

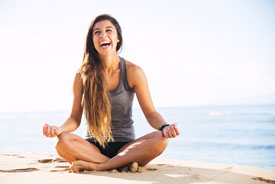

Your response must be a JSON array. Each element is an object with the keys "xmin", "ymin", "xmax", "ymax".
[
  {"xmin": 70, "ymin": 166, "xmax": 80, "ymax": 173},
  {"xmin": 117, "ymin": 162, "xmax": 139, "ymax": 173},
  {"xmin": 130, "ymin": 162, "xmax": 139, "ymax": 173},
  {"xmin": 70, "ymin": 161, "xmax": 81, "ymax": 173}
]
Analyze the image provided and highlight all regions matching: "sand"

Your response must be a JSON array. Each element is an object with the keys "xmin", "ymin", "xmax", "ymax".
[{"xmin": 0, "ymin": 152, "xmax": 274, "ymax": 184}]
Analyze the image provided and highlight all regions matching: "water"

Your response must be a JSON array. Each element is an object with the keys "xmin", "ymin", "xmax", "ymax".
[{"xmin": 0, "ymin": 104, "xmax": 274, "ymax": 171}]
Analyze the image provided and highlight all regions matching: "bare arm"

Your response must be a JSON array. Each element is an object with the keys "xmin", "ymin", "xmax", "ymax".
[
  {"xmin": 43, "ymin": 72, "xmax": 83, "ymax": 137},
  {"xmin": 127, "ymin": 62, "xmax": 180, "ymax": 138}
]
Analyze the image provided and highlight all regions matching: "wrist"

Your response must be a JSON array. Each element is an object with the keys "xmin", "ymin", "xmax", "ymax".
[
  {"xmin": 57, "ymin": 126, "xmax": 63, "ymax": 134},
  {"xmin": 159, "ymin": 123, "xmax": 170, "ymax": 131}
]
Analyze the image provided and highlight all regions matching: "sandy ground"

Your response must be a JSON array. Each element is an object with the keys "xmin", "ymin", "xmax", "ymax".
[{"xmin": 0, "ymin": 152, "xmax": 274, "ymax": 184}]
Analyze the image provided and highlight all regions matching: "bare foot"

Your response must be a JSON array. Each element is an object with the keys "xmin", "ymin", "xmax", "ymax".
[
  {"xmin": 129, "ymin": 162, "xmax": 139, "ymax": 173},
  {"xmin": 71, "ymin": 160, "xmax": 97, "ymax": 173},
  {"xmin": 71, "ymin": 160, "xmax": 139, "ymax": 173},
  {"xmin": 118, "ymin": 162, "xmax": 139, "ymax": 173}
]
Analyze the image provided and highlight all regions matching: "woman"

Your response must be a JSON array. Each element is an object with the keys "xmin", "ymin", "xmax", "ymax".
[{"xmin": 43, "ymin": 14, "xmax": 180, "ymax": 172}]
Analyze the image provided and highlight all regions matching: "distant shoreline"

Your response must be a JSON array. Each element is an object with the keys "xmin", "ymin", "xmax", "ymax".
[
  {"xmin": 1, "ymin": 104, "xmax": 275, "ymax": 171},
  {"xmin": 1, "ymin": 103, "xmax": 275, "ymax": 113}
]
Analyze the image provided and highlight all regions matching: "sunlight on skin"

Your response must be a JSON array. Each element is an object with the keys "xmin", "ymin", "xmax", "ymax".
[{"xmin": 117, "ymin": 142, "xmax": 144, "ymax": 156}]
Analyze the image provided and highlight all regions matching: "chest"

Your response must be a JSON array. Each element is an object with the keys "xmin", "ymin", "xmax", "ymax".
[{"xmin": 106, "ymin": 70, "xmax": 120, "ymax": 91}]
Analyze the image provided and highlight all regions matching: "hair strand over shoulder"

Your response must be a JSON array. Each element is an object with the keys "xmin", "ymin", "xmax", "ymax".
[{"xmin": 79, "ymin": 14, "xmax": 123, "ymax": 148}]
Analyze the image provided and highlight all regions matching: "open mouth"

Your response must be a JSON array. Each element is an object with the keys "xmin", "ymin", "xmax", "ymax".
[{"xmin": 100, "ymin": 41, "xmax": 111, "ymax": 48}]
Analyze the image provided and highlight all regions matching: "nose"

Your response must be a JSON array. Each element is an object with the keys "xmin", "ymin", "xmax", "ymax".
[{"xmin": 100, "ymin": 31, "xmax": 107, "ymax": 38}]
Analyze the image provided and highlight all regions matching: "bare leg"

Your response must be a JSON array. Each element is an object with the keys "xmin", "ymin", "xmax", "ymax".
[
  {"xmin": 72, "ymin": 131, "xmax": 168, "ymax": 171},
  {"xmin": 55, "ymin": 133, "xmax": 109, "ymax": 164}
]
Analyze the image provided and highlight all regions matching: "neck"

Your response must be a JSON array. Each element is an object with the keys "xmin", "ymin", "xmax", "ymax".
[{"xmin": 99, "ymin": 53, "xmax": 120, "ymax": 74}]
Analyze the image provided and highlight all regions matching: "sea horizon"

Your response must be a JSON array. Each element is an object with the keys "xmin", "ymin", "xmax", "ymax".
[
  {"xmin": 0, "ymin": 104, "xmax": 274, "ymax": 171},
  {"xmin": 1, "ymin": 103, "xmax": 274, "ymax": 113}
]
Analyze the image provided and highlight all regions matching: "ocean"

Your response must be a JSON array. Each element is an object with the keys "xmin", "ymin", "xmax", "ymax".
[{"xmin": 0, "ymin": 104, "xmax": 274, "ymax": 171}]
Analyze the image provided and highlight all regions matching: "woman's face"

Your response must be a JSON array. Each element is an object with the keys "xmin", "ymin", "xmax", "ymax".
[{"xmin": 92, "ymin": 20, "xmax": 120, "ymax": 56}]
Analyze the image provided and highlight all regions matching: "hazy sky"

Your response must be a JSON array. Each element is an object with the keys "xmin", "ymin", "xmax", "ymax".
[{"xmin": 0, "ymin": 0, "xmax": 274, "ymax": 112}]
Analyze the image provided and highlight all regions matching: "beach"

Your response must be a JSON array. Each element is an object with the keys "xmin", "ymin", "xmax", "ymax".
[
  {"xmin": 1, "ymin": 105, "xmax": 275, "ymax": 171},
  {"xmin": 1, "ymin": 105, "xmax": 274, "ymax": 184},
  {"xmin": 0, "ymin": 152, "xmax": 274, "ymax": 184}
]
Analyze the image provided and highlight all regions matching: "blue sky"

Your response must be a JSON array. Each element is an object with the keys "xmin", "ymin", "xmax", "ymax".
[{"xmin": 0, "ymin": 0, "xmax": 274, "ymax": 112}]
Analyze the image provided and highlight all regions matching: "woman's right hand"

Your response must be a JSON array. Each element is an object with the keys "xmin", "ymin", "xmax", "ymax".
[{"xmin": 43, "ymin": 123, "xmax": 62, "ymax": 138}]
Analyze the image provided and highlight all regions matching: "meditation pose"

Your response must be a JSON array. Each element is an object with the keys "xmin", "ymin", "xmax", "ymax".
[{"xmin": 43, "ymin": 14, "xmax": 180, "ymax": 172}]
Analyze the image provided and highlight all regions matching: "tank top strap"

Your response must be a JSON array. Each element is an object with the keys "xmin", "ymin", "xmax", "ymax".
[{"xmin": 120, "ymin": 57, "xmax": 134, "ymax": 92}]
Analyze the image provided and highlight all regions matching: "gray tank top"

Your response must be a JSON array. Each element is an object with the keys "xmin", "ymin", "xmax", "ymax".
[{"xmin": 86, "ymin": 57, "xmax": 136, "ymax": 142}]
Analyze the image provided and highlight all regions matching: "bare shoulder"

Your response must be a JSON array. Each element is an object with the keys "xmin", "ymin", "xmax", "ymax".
[
  {"xmin": 125, "ymin": 60, "xmax": 143, "ymax": 73},
  {"xmin": 73, "ymin": 70, "xmax": 83, "ymax": 91},
  {"xmin": 125, "ymin": 60, "xmax": 146, "ymax": 89},
  {"xmin": 75, "ymin": 71, "xmax": 82, "ymax": 83}
]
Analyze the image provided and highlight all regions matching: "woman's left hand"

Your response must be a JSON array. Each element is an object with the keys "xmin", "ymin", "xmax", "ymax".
[{"xmin": 162, "ymin": 123, "xmax": 180, "ymax": 138}]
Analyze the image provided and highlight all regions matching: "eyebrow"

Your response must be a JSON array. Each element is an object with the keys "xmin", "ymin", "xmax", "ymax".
[{"xmin": 93, "ymin": 26, "xmax": 114, "ymax": 32}]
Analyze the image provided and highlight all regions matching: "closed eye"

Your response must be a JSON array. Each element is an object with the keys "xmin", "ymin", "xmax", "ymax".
[{"xmin": 94, "ymin": 31, "xmax": 100, "ymax": 35}]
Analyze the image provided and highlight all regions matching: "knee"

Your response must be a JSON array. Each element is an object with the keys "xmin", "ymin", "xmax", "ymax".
[
  {"xmin": 157, "ymin": 131, "xmax": 169, "ymax": 147},
  {"xmin": 151, "ymin": 131, "xmax": 169, "ymax": 155},
  {"xmin": 55, "ymin": 133, "xmax": 72, "ymax": 151}
]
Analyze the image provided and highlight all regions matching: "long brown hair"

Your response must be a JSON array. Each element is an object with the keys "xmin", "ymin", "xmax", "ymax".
[{"xmin": 80, "ymin": 14, "xmax": 123, "ymax": 147}]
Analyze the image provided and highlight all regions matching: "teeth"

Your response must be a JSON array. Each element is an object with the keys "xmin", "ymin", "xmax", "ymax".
[{"xmin": 100, "ymin": 41, "xmax": 110, "ymax": 46}]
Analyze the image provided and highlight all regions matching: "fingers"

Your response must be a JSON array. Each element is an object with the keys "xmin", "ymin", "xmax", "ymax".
[
  {"xmin": 43, "ymin": 124, "xmax": 60, "ymax": 138},
  {"xmin": 47, "ymin": 125, "xmax": 52, "ymax": 136},
  {"xmin": 168, "ymin": 125, "xmax": 177, "ymax": 138},
  {"xmin": 163, "ymin": 126, "xmax": 173, "ymax": 138},
  {"xmin": 49, "ymin": 126, "xmax": 54, "ymax": 137},
  {"xmin": 162, "ymin": 123, "xmax": 180, "ymax": 138},
  {"xmin": 162, "ymin": 127, "xmax": 169, "ymax": 138},
  {"xmin": 53, "ymin": 128, "xmax": 58, "ymax": 136},
  {"xmin": 172, "ymin": 123, "xmax": 180, "ymax": 135},
  {"xmin": 49, "ymin": 126, "xmax": 58, "ymax": 137},
  {"xmin": 43, "ymin": 123, "xmax": 51, "ymax": 137},
  {"xmin": 54, "ymin": 127, "xmax": 61, "ymax": 136},
  {"xmin": 43, "ymin": 124, "xmax": 48, "ymax": 136}
]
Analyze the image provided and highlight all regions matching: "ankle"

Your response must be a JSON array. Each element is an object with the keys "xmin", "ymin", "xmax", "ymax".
[{"xmin": 94, "ymin": 163, "xmax": 105, "ymax": 171}]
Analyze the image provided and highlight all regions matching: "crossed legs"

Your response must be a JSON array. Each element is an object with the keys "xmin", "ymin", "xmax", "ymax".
[{"xmin": 55, "ymin": 131, "xmax": 168, "ymax": 171}]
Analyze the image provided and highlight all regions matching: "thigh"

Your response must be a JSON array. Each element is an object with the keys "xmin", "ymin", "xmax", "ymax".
[
  {"xmin": 57, "ymin": 133, "xmax": 109, "ymax": 163},
  {"xmin": 117, "ymin": 131, "xmax": 162, "ymax": 154}
]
